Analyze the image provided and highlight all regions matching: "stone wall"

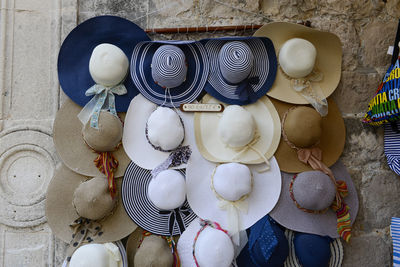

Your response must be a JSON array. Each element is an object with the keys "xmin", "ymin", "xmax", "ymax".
[{"xmin": 0, "ymin": 0, "xmax": 399, "ymax": 266}]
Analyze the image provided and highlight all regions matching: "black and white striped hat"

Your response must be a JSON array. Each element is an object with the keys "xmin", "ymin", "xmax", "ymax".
[
  {"xmin": 131, "ymin": 40, "xmax": 209, "ymax": 107},
  {"xmin": 122, "ymin": 161, "xmax": 197, "ymax": 236},
  {"xmin": 200, "ymin": 36, "xmax": 277, "ymax": 105}
]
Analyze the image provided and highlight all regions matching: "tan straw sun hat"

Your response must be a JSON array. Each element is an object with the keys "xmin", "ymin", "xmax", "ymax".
[
  {"xmin": 254, "ymin": 22, "xmax": 342, "ymax": 115},
  {"xmin": 272, "ymin": 97, "xmax": 345, "ymax": 173}
]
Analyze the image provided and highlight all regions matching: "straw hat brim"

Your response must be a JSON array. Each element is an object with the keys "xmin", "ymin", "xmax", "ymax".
[
  {"xmin": 194, "ymin": 94, "xmax": 281, "ymax": 164},
  {"xmin": 53, "ymin": 99, "xmax": 130, "ymax": 177},
  {"xmin": 186, "ymin": 145, "xmax": 282, "ymax": 231},
  {"xmin": 283, "ymin": 230, "xmax": 343, "ymax": 267},
  {"xmin": 269, "ymin": 161, "xmax": 359, "ymax": 238},
  {"xmin": 122, "ymin": 94, "xmax": 195, "ymax": 170},
  {"xmin": 254, "ymin": 22, "xmax": 342, "ymax": 104},
  {"xmin": 46, "ymin": 164, "xmax": 137, "ymax": 243},
  {"xmin": 272, "ymin": 97, "xmax": 345, "ymax": 173}
]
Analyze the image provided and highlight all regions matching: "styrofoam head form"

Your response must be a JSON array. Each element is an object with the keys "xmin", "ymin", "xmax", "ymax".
[{"xmin": 89, "ymin": 43, "xmax": 129, "ymax": 86}]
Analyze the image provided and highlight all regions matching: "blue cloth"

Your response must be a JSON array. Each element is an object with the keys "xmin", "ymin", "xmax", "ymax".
[
  {"xmin": 391, "ymin": 217, "xmax": 400, "ymax": 266},
  {"xmin": 57, "ymin": 15, "xmax": 150, "ymax": 112},
  {"xmin": 237, "ymin": 215, "xmax": 288, "ymax": 267},
  {"xmin": 293, "ymin": 232, "xmax": 332, "ymax": 267},
  {"xmin": 384, "ymin": 121, "xmax": 400, "ymax": 175}
]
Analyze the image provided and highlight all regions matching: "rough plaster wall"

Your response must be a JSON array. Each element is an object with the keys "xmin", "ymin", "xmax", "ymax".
[{"xmin": 0, "ymin": 0, "xmax": 399, "ymax": 266}]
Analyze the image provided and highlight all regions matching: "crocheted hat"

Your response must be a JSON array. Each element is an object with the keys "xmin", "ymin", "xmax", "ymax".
[
  {"xmin": 57, "ymin": 15, "xmax": 150, "ymax": 112},
  {"xmin": 131, "ymin": 40, "xmax": 209, "ymax": 107},
  {"xmin": 199, "ymin": 37, "xmax": 277, "ymax": 105}
]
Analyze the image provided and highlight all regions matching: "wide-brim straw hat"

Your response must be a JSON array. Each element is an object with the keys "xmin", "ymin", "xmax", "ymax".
[
  {"xmin": 185, "ymin": 146, "xmax": 281, "ymax": 232},
  {"xmin": 284, "ymin": 230, "xmax": 343, "ymax": 267},
  {"xmin": 194, "ymin": 94, "xmax": 281, "ymax": 164},
  {"xmin": 269, "ymin": 160, "xmax": 359, "ymax": 238},
  {"xmin": 130, "ymin": 40, "xmax": 209, "ymax": 107},
  {"xmin": 253, "ymin": 22, "xmax": 342, "ymax": 104},
  {"xmin": 53, "ymin": 99, "xmax": 130, "ymax": 177},
  {"xmin": 46, "ymin": 164, "xmax": 137, "ymax": 244},
  {"xmin": 57, "ymin": 15, "xmax": 150, "ymax": 112},
  {"xmin": 122, "ymin": 94, "xmax": 195, "ymax": 170},
  {"xmin": 122, "ymin": 161, "xmax": 197, "ymax": 236},
  {"xmin": 199, "ymin": 36, "xmax": 277, "ymax": 105},
  {"xmin": 272, "ymin": 97, "xmax": 345, "ymax": 173}
]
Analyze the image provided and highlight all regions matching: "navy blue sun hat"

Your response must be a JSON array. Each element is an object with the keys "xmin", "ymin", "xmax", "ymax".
[
  {"xmin": 237, "ymin": 215, "xmax": 289, "ymax": 267},
  {"xmin": 200, "ymin": 36, "xmax": 277, "ymax": 105},
  {"xmin": 57, "ymin": 15, "xmax": 150, "ymax": 112},
  {"xmin": 130, "ymin": 40, "xmax": 209, "ymax": 107}
]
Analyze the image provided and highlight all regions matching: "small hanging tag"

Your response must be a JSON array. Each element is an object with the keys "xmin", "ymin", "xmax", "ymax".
[
  {"xmin": 388, "ymin": 46, "xmax": 394, "ymax": 55},
  {"xmin": 180, "ymin": 103, "xmax": 224, "ymax": 112}
]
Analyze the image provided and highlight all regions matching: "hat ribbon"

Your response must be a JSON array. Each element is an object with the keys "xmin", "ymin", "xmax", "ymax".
[
  {"xmin": 192, "ymin": 220, "xmax": 231, "ymax": 267},
  {"xmin": 280, "ymin": 67, "xmax": 328, "ymax": 116},
  {"xmin": 66, "ymin": 218, "xmax": 102, "ymax": 262},
  {"xmin": 139, "ymin": 231, "xmax": 181, "ymax": 267},
  {"xmin": 159, "ymin": 204, "xmax": 191, "ymax": 236},
  {"xmin": 219, "ymin": 68, "xmax": 260, "ymax": 103},
  {"xmin": 247, "ymin": 215, "xmax": 278, "ymax": 267},
  {"xmin": 77, "ymin": 83, "xmax": 127, "ymax": 129},
  {"xmin": 94, "ymin": 151, "xmax": 119, "ymax": 199},
  {"xmin": 229, "ymin": 130, "xmax": 270, "ymax": 173},
  {"xmin": 151, "ymin": 145, "xmax": 192, "ymax": 178}
]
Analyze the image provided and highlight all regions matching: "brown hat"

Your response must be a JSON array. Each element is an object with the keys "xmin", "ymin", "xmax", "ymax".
[
  {"xmin": 46, "ymin": 164, "xmax": 137, "ymax": 244},
  {"xmin": 272, "ymin": 97, "xmax": 345, "ymax": 173},
  {"xmin": 126, "ymin": 228, "xmax": 177, "ymax": 267},
  {"xmin": 254, "ymin": 22, "xmax": 342, "ymax": 105},
  {"xmin": 53, "ymin": 99, "xmax": 129, "ymax": 177}
]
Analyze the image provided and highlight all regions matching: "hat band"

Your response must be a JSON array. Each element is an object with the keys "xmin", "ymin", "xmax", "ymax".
[
  {"xmin": 192, "ymin": 220, "xmax": 231, "ymax": 267},
  {"xmin": 210, "ymin": 166, "xmax": 253, "ymax": 243},
  {"xmin": 218, "ymin": 66, "xmax": 259, "ymax": 103},
  {"xmin": 278, "ymin": 65, "xmax": 327, "ymax": 116},
  {"xmin": 138, "ymin": 231, "xmax": 181, "ymax": 267},
  {"xmin": 282, "ymin": 111, "xmax": 352, "ymax": 242},
  {"xmin": 158, "ymin": 204, "xmax": 191, "ymax": 236}
]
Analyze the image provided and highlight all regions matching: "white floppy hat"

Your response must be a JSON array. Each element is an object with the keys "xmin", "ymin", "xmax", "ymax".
[
  {"xmin": 186, "ymin": 145, "xmax": 281, "ymax": 234},
  {"xmin": 123, "ymin": 94, "xmax": 195, "ymax": 170},
  {"xmin": 177, "ymin": 218, "xmax": 236, "ymax": 267},
  {"xmin": 194, "ymin": 94, "xmax": 281, "ymax": 165}
]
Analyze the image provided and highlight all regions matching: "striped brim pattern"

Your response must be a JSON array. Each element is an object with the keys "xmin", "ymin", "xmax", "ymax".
[
  {"xmin": 384, "ymin": 122, "xmax": 400, "ymax": 175},
  {"xmin": 391, "ymin": 217, "xmax": 400, "ymax": 266},
  {"xmin": 122, "ymin": 161, "xmax": 197, "ymax": 236},
  {"xmin": 284, "ymin": 230, "xmax": 343, "ymax": 267},
  {"xmin": 131, "ymin": 40, "xmax": 209, "ymax": 107},
  {"xmin": 201, "ymin": 37, "xmax": 277, "ymax": 105}
]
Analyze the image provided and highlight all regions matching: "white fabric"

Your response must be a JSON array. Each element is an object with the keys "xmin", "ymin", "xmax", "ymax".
[
  {"xmin": 69, "ymin": 243, "xmax": 122, "ymax": 267},
  {"xmin": 217, "ymin": 105, "xmax": 255, "ymax": 148},
  {"xmin": 147, "ymin": 107, "xmax": 184, "ymax": 151},
  {"xmin": 195, "ymin": 227, "xmax": 235, "ymax": 267},
  {"xmin": 186, "ymin": 143, "xmax": 282, "ymax": 232},
  {"xmin": 279, "ymin": 38, "xmax": 316, "ymax": 78},
  {"xmin": 147, "ymin": 170, "xmax": 186, "ymax": 210},
  {"xmin": 123, "ymin": 94, "xmax": 195, "ymax": 170},
  {"xmin": 89, "ymin": 43, "xmax": 129, "ymax": 86},
  {"xmin": 213, "ymin": 163, "xmax": 252, "ymax": 202}
]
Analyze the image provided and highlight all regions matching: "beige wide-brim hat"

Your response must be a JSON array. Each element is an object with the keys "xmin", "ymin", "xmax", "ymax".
[
  {"xmin": 126, "ymin": 228, "xmax": 179, "ymax": 267},
  {"xmin": 46, "ymin": 164, "xmax": 137, "ymax": 243},
  {"xmin": 253, "ymin": 22, "xmax": 342, "ymax": 104},
  {"xmin": 53, "ymin": 99, "xmax": 130, "ymax": 177},
  {"xmin": 194, "ymin": 94, "xmax": 281, "ymax": 164},
  {"xmin": 272, "ymin": 97, "xmax": 345, "ymax": 173},
  {"xmin": 122, "ymin": 94, "xmax": 195, "ymax": 170}
]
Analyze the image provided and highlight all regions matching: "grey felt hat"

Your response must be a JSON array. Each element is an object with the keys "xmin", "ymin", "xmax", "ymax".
[{"xmin": 269, "ymin": 160, "xmax": 359, "ymax": 238}]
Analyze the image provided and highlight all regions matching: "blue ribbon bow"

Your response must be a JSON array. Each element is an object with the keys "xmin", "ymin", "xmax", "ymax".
[
  {"xmin": 219, "ymin": 69, "xmax": 260, "ymax": 103},
  {"xmin": 159, "ymin": 204, "xmax": 191, "ymax": 236},
  {"xmin": 77, "ymin": 84, "xmax": 127, "ymax": 129}
]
